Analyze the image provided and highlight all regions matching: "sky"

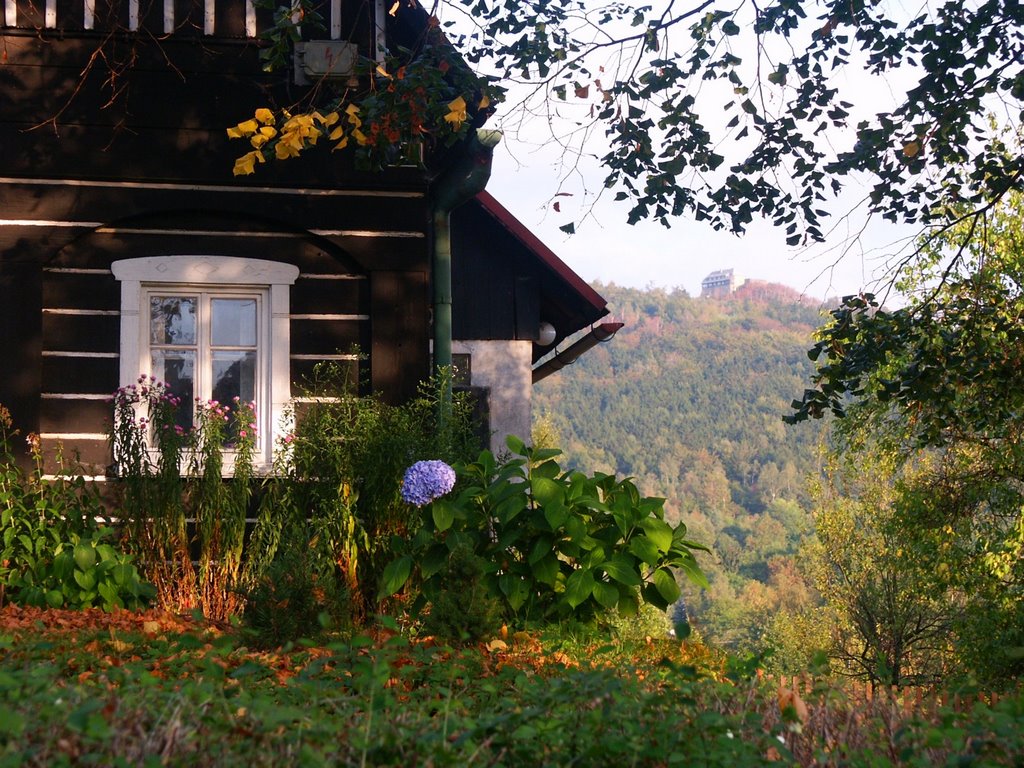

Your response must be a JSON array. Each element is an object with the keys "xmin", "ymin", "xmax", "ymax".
[
  {"xmin": 485, "ymin": 153, "xmax": 915, "ymax": 304},
  {"xmin": 448, "ymin": 1, "xmax": 923, "ymax": 305}
]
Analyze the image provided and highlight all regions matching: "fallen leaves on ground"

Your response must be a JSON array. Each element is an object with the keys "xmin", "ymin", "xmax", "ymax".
[{"xmin": 0, "ymin": 603, "xmax": 198, "ymax": 637}]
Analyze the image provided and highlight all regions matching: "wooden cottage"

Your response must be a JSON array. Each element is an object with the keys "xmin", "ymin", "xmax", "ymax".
[{"xmin": 0, "ymin": 0, "xmax": 616, "ymax": 473}]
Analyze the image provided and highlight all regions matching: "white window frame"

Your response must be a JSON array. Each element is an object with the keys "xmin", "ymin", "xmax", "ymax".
[{"xmin": 112, "ymin": 255, "xmax": 299, "ymax": 471}]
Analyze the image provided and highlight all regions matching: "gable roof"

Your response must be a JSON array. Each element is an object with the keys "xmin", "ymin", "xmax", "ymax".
[
  {"xmin": 450, "ymin": 191, "xmax": 612, "ymax": 362},
  {"xmin": 474, "ymin": 191, "xmax": 608, "ymax": 314}
]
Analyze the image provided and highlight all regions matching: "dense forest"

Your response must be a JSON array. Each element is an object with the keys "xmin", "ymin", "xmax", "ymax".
[{"xmin": 534, "ymin": 280, "xmax": 833, "ymax": 658}]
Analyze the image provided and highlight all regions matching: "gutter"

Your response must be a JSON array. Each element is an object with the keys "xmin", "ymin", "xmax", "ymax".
[
  {"xmin": 532, "ymin": 322, "xmax": 624, "ymax": 384},
  {"xmin": 431, "ymin": 128, "xmax": 502, "ymax": 410}
]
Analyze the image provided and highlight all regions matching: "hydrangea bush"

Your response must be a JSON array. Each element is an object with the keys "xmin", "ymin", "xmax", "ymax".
[
  {"xmin": 400, "ymin": 460, "xmax": 457, "ymax": 507},
  {"xmin": 380, "ymin": 435, "xmax": 709, "ymax": 624}
]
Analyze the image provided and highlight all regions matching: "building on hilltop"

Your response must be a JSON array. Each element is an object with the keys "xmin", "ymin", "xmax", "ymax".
[{"xmin": 701, "ymin": 269, "xmax": 745, "ymax": 298}]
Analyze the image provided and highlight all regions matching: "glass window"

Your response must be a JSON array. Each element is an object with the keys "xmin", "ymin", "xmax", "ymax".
[
  {"xmin": 112, "ymin": 255, "xmax": 300, "ymax": 472},
  {"xmin": 145, "ymin": 290, "xmax": 263, "ymax": 440}
]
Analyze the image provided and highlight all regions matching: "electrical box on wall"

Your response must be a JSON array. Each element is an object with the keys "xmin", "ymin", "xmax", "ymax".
[{"xmin": 294, "ymin": 41, "xmax": 359, "ymax": 85}]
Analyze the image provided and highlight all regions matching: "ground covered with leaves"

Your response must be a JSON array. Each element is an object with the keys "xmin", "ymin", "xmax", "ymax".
[{"xmin": 0, "ymin": 606, "xmax": 1021, "ymax": 767}]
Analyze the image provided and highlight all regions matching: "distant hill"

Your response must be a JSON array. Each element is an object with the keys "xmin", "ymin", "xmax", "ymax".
[{"xmin": 533, "ymin": 281, "xmax": 832, "ymax": 650}]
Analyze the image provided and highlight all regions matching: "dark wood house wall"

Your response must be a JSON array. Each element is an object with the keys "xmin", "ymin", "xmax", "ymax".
[
  {"xmin": 450, "ymin": 195, "xmax": 609, "ymax": 359},
  {"xmin": 450, "ymin": 204, "xmax": 540, "ymax": 342},
  {"xmin": 1, "ymin": 1, "xmax": 432, "ymax": 472}
]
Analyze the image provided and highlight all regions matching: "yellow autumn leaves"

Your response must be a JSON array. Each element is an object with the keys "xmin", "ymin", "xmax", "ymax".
[
  {"xmin": 444, "ymin": 94, "xmax": 489, "ymax": 128},
  {"xmin": 229, "ymin": 92, "xmax": 489, "ymax": 175},
  {"xmin": 229, "ymin": 107, "xmax": 358, "ymax": 175},
  {"xmin": 444, "ymin": 96, "xmax": 468, "ymax": 128}
]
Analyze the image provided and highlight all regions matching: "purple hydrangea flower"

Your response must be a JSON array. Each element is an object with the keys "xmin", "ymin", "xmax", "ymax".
[{"xmin": 401, "ymin": 460, "xmax": 456, "ymax": 507}]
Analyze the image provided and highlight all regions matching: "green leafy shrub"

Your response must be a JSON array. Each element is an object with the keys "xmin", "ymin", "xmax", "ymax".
[
  {"xmin": 240, "ymin": 524, "xmax": 341, "ymax": 648},
  {"xmin": 242, "ymin": 363, "xmax": 481, "ymax": 626},
  {"xmin": 381, "ymin": 435, "xmax": 710, "ymax": 623},
  {"xmin": 0, "ymin": 404, "xmax": 153, "ymax": 610},
  {"xmin": 420, "ymin": 541, "xmax": 503, "ymax": 644},
  {"xmin": 607, "ymin": 602, "xmax": 673, "ymax": 645},
  {"xmin": 38, "ymin": 528, "xmax": 154, "ymax": 610}
]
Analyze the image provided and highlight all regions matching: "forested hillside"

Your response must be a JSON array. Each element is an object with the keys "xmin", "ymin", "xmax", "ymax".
[{"xmin": 534, "ymin": 281, "xmax": 832, "ymax": 653}]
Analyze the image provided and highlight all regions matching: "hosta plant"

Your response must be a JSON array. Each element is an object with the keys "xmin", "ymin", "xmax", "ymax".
[
  {"xmin": 39, "ymin": 528, "xmax": 155, "ymax": 610},
  {"xmin": 381, "ymin": 436, "xmax": 709, "ymax": 623}
]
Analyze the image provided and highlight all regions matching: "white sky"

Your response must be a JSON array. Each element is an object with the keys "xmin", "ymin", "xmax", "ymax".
[
  {"xmin": 450, "ymin": 0, "xmax": 924, "ymax": 304},
  {"xmin": 485, "ymin": 151, "xmax": 916, "ymax": 303}
]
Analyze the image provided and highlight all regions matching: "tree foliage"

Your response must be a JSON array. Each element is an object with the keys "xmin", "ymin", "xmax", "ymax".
[
  {"xmin": 535, "ymin": 281, "xmax": 828, "ymax": 652},
  {"xmin": 244, "ymin": 0, "xmax": 1022, "ymax": 241},
  {"xmin": 806, "ymin": 452, "xmax": 955, "ymax": 686},
  {"xmin": 457, "ymin": 0, "xmax": 1023, "ymax": 237},
  {"xmin": 789, "ymin": 194, "xmax": 1024, "ymax": 685},
  {"xmin": 788, "ymin": 192, "xmax": 1024, "ymax": 445}
]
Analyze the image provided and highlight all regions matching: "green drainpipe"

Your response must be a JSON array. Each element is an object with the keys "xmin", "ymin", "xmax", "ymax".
[{"xmin": 431, "ymin": 128, "xmax": 502, "ymax": 421}]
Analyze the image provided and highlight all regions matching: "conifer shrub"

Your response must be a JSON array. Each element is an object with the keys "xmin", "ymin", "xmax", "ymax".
[{"xmin": 419, "ymin": 541, "xmax": 503, "ymax": 644}]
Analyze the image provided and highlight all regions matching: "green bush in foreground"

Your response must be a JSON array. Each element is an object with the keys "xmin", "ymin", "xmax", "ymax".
[
  {"xmin": 0, "ymin": 405, "xmax": 153, "ymax": 611},
  {"xmin": 0, "ymin": 621, "xmax": 1022, "ymax": 767},
  {"xmin": 381, "ymin": 436, "xmax": 710, "ymax": 625}
]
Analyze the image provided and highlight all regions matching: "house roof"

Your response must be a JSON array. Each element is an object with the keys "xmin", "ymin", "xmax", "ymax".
[
  {"xmin": 474, "ymin": 191, "xmax": 608, "ymax": 315},
  {"xmin": 450, "ymin": 190, "xmax": 612, "ymax": 363}
]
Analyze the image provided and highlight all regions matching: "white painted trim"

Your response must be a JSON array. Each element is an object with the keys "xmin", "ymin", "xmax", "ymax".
[
  {"xmin": 270, "ymin": 281, "xmax": 291, "ymax": 455},
  {"xmin": 3, "ymin": 224, "xmax": 424, "ymax": 239},
  {"xmin": 5, "ymin": 0, "xmax": 15, "ymax": 26},
  {"xmin": 84, "ymin": 0, "xmax": 94, "ymax": 28},
  {"xmin": 113, "ymin": 255, "xmax": 299, "ymax": 470},
  {"xmin": 293, "ymin": 396, "xmax": 343, "ymax": 403},
  {"xmin": 0, "ymin": 177, "xmax": 425, "ymax": 198},
  {"xmin": 164, "ymin": 0, "xmax": 174, "ymax": 32},
  {"xmin": 43, "ymin": 267, "xmax": 112, "ymax": 275},
  {"xmin": 112, "ymin": 255, "xmax": 299, "ymax": 285},
  {"xmin": 298, "ymin": 273, "xmax": 367, "ymax": 280},
  {"xmin": 41, "ymin": 394, "xmax": 112, "ymax": 400},
  {"xmin": 374, "ymin": 0, "xmax": 387, "ymax": 63},
  {"xmin": 129, "ymin": 0, "xmax": 138, "ymax": 29},
  {"xmin": 45, "ymin": 0, "xmax": 56, "ymax": 27},
  {"xmin": 99, "ymin": 227, "xmax": 423, "ymax": 239},
  {"xmin": 42, "ymin": 351, "xmax": 119, "ymax": 358},
  {"xmin": 40, "ymin": 433, "xmax": 108, "ymax": 441},
  {"xmin": 290, "ymin": 354, "xmax": 359, "ymax": 361},
  {"xmin": 245, "ymin": 0, "xmax": 256, "ymax": 37},
  {"xmin": 310, "ymin": 229, "xmax": 424, "ymax": 238},
  {"xmin": 289, "ymin": 314, "xmax": 369, "ymax": 321},
  {"xmin": 0, "ymin": 219, "xmax": 103, "ymax": 228},
  {"xmin": 204, "ymin": 0, "xmax": 214, "ymax": 34},
  {"xmin": 42, "ymin": 308, "xmax": 120, "ymax": 316},
  {"xmin": 43, "ymin": 475, "xmax": 108, "ymax": 482},
  {"xmin": 96, "ymin": 227, "xmax": 305, "ymax": 238},
  {"xmin": 330, "ymin": 0, "xmax": 341, "ymax": 38}
]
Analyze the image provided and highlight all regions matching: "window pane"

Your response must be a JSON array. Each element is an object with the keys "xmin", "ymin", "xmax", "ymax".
[
  {"xmin": 151, "ymin": 349, "xmax": 195, "ymax": 430},
  {"xmin": 211, "ymin": 299, "xmax": 257, "ymax": 347},
  {"xmin": 150, "ymin": 297, "xmax": 196, "ymax": 345},
  {"xmin": 212, "ymin": 351, "xmax": 256, "ymax": 406}
]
